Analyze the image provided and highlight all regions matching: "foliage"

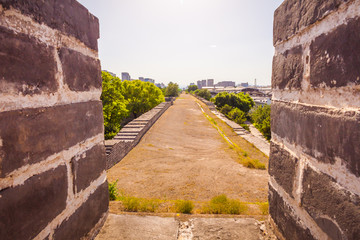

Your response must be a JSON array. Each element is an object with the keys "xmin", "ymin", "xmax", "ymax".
[
  {"xmin": 121, "ymin": 80, "xmax": 165, "ymax": 118},
  {"xmin": 187, "ymin": 85, "xmax": 198, "ymax": 92},
  {"xmin": 201, "ymin": 195, "xmax": 247, "ymax": 214},
  {"xmin": 101, "ymin": 71, "xmax": 165, "ymax": 139},
  {"xmin": 101, "ymin": 72, "xmax": 129, "ymax": 139},
  {"xmin": 220, "ymin": 104, "xmax": 233, "ymax": 115},
  {"xmin": 212, "ymin": 92, "xmax": 254, "ymax": 113},
  {"xmin": 227, "ymin": 108, "xmax": 247, "ymax": 125},
  {"xmin": 249, "ymin": 105, "xmax": 271, "ymax": 140},
  {"xmin": 118, "ymin": 194, "xmax": 161, "ymax": 212},
  {"xmin": 165, "ymin": 82, "xmax": 180, "ymax": 97},
  {"xmin": 175, "ymin": 200, "xmax": 194, "ymax": 214},
  {"xmin": 258, "ymin": 202, "xmax": 269, "ymax": 215},
  {"xmin": 194, "ymin": 89, "xmax": 212, "ymax": 101},
  {"xmin": 242, "ymin": 159, "xmax": 266, "ymax": 170},
  {"xmin": 108, "ymin": 180, "xmax": 119, "ymax": 201}
]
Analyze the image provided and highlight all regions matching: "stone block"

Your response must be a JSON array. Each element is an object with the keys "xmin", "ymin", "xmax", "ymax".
[
  {"xmin": 269, "ymin": 185, "xmax": 314, "ymax": 240},
  {"xmin": 0, "ymin": 0, "xmax": 99, "ymax": 50},
  {"xmin": 274, "ymin": 0, "xmax": 347, "ymax": 44},
  {"xmin": 59, "ymin": 48, "xmax": 102, "ymax": 91},
  {"xmin": 302, "ymin": 167, "xmax": 360, "ymax": 240},
  {"xmin": 0, "ymin": 165, "xmax": 67, "ymax": 240},
  {"xmin": 272, "ymin": 45, "xmax": 304, "ymax": 89},
  {"xmin": 0, "ymin": 101, "xmax": 104, "ymax": 177},
  {"xmin": 53, "ymin": 182, "xmax": 109, "ymax": 240},
  {"xmin": 71, "ymin": 144, "xmax": 106, "ymax": 193},
  {"xmin": 269, "ymin": 143, "xmax": 297, "ymax": 198},
  {"xmin": 271, "ymin": 102, "xmax": 360, "ymax": 177},
  {"xmin": 0, "ymin": 26, "xmax": 57, "ymax": 95},
  {"xmin": 310, "ymin": 17, "xmax": 360, "ymax": 88}
]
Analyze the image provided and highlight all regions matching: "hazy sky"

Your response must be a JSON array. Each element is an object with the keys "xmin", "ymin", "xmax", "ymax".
[{"xmin": 78, "ymin": 0, "xmax": 283, "ymax": 87}]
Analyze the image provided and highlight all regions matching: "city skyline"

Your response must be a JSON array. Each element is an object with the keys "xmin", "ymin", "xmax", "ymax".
[{"xmin": 78, "ymin": 0, "xmax": 284, "ymax": 87}]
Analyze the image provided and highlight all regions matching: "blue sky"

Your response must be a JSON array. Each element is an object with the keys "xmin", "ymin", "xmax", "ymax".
[{"xmin": 78, "ymin": 0, "xmax": 283, "ymax": 87}]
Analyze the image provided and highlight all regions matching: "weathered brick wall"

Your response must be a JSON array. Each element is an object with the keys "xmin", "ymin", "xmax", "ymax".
[
  {"xmin": 0, "ymin": 1, "xmax": 108, "ymax": 239},
  {"xmin": 270, "ymin": 0, "xmax": 360, "ymax": 239}
]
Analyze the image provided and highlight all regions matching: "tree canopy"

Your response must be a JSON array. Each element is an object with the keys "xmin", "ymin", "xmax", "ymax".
[
  {"xmin": 165, "ymin": 82, "xmax": 180, "ymax": 97},
  {"xmin": 101, "ymin": 71, "xmax": 164, "ymax": 139},
  {"xmin": 211, "ymin": 92, "xmax": 254, "ymax": 113},
  {"xmin": 194, "ymin": 89, "xmax": 211, "ymax": 101},
  {"xmin": 187, "ymin": 85, "xmax": 198, "ymax": 92}
]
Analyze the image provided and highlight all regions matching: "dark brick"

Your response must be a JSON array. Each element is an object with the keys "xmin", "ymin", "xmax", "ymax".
[
  {"xmin": 59, "ymin": 48, "xmax": 102, "ymax": 91},
  {"xmin": 269, "ymin": 143, "xmax": 298, "ymax": 198},
  {"xmin": 71, "ymin": 144, "xmax": 106, "ymax": 193},
  {"xmin": 53, "ymin": 182, "xmax": 109, "ymax": 240},
  {"xmin": 0, "ymin": 0, "xmax": 99, "ymax": 50},
  {"xmin": 302, "ymin": 167, "xmax": 360, "ymax": 240},
  {"xmin": 0, "ymin": 166, "xmax": 67, "ymax": 240},
  {"xmin": 274, "ymin": 0, "xmax": 347, "ymax": 44},
  {"xmin": 272, "ymin": 45, "xmax": 304, "ymax": 89},
  {"xmin": 0, "ymin": 26, "xmax": 57, "ymax": 95},
  {"xmin": 310, "ymin": 17, "xmax": 360, "ymax": 88},
  {"xmin": 0, "ymin": 101, "xmax": 104, "ymax": 177},
  {"xmin": 271, "ymin": 102, "xmax": 360, "ymax": 177},
  {"xmin": 269, "ymin": 185, "xmax": 314, "ymax": 240}
]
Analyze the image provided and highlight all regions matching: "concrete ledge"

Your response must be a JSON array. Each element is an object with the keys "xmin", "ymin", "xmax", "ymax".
[{"xmin": 105, "ymin": 101, "xmax": 173, "ymax": 169}]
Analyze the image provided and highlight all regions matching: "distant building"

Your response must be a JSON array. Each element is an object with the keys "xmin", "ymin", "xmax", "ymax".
[
  {"xmin": 139, "ymin": 77, "xmax": 144, "ymax": 81},
  {"xmin": 155, "ymin": 83, "xmax": 165, "ymax": 88},
  {"xmin": 201, "ymin": 80, "xmax": 207, "ymax": 87},
  {"xmin": 197, "ymin": 80, "xmax": 202, "ymax": 89},
  {"xmin": 121, "ymin": 72, "xmax": 131, "ymax": 81},
  {"xmin": 103, "ymin": 70, "xmax": 116, "ymax": 77},
  {"xmin": 144, "ymin": 78, "xmax": 155, "ymax": 84},
  {"xmin": 216, "ymin": 81, "xmax": 236, "ymax": 87},
  {"xmin": 240, "ymin": 82, "xmax": 249, "ymax": 87},
  {"xmin": 207, "ymin": 79, "xmax": 214, "ymax": 87},
  {"xmin": 189, "ymin": 83, "xmax": 195, "ymax": 86}
]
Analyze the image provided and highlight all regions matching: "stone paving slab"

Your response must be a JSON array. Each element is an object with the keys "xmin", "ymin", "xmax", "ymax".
[{"xmin": 96, "ymin": 214, "xmax": 266, "ymax": 240}]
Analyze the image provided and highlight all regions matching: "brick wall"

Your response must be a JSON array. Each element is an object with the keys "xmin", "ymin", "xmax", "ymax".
[
  {"xmin": 0, "ymin": 1, "xmax": 108, "ymax": 239},
  {"xmin": 270, "ymin": 0, "xmax": 360, "ymax": 239}
]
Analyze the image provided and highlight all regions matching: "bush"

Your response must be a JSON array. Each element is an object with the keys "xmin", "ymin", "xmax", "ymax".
[
  {"xmin": 108, "ymin": 180, "xmax": 119, "ymax": 201},
  {"xmin": 249, "ymin": 105, "xmax": 271, "ymax": 140},
  {"xmin": 187, "ymin": 85, "xmax": 198, "ymax": 92},
  {"xmin": 220, "ymin": 104, "xmax": 233, "ymax": 115},
  {"xmin": 175, "ymin": 200, "xmax": 194, "ymax": 214},
  {"xmin": 202, "ymin": 195, "xmax": 247, "ymax": 215},
  {"xmin": 212, "ymin": 92, "xmax": 254, "ymax": 113},
  {"xmin": 165, "ymin": 82, "xmax": 180, "ymax": 97},
  {"xmin": 194, "ymin": 89, "xmax": 212, "ymax": 101},
  {"xmin": 227, "ymin": 108, "xmax": 247, "ymax": 125}
]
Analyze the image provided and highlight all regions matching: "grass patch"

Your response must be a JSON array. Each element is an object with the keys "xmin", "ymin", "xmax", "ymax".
[
  {"xmin": 118, "ymin": 193, "xmax": 161, "ymax": 212},
  {"xmin": 108, "ymin": 180, "xmax": 119, "ymax": 201},
  {"xmin": 242, "ymin": 159, "xmax": 266, "ymax": 170},
  {"xmin": 175, "ymin": 200, "xmax": 194, "ymax": 214},
  {"xmin": 256, "ymin": 202, "xmax": 269, "ymax": 215},
  {"xmin": 201, "ymin": 194, "xmax": 247, "ymax": 215}
]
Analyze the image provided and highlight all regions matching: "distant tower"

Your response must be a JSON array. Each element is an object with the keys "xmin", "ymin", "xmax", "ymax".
[
  {"xmin": 121, "ymin": 72, "xmax": 131, "ymax": 81},
  {"xmin": 254, "ymin": 79, "xmax": 257, "ymax": 88}
]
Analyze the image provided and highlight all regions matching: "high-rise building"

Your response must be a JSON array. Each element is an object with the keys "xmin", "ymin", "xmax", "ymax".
[
  {"xmin": 201, "ymin": 80, "xmax": 207, "ymax": 87},
  {"xmin": 121, "ymin": 72, "xmax": 131, "ymax": 81},
  {"xmin": 197, "ymin": 80, "xmax": 202, "ymax": 89},
  {"xmin": 207, "ymin": 79, "xmax": 214, "ymax": 87},
  {"xmin": 144, "ymin": 78, "xmax": 155, "ymax": 84},
  {"xmin": 240, "ymin": 82, "xmax": 249, "ymax": 87},
  {"xmin": 139, "ymin": 77, "xmax": 144, "ymax": 81}
]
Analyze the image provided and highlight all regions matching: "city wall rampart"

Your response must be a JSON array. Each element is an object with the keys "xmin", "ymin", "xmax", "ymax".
[
  {"xmin": 0, "ymin": 1, "xmax": 108, "ymax": 239},
  {"xmin": 270, "ymin": 0, "xmax": 360, "ymax": 239}
]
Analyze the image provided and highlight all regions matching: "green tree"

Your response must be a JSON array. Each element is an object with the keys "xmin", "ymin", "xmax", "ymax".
[
  {"xmin": 121, "ymin": 80, "xmax": 165, "ymax": 118},
  {"xmin": 194, "ymin": 89, "xmax": 212, "ymax": 101},
  {"xmin": 101, "ymin": 72, "xmax": 129, "ymax": 139},
  {"xmin": 249, "ymin": 105, "xmax": 271, "ymax": 140},
  {"xmin": 212, "ymin": 92, "xmax": 254, "ymax": 113},
  {"xmin": 227, "ymin": 108, "xmax": 247, "ymax": 125},
  {"xmin": 220, "ymin": 104, "xmax": 233, "ymax": 115},
  {"xmin": 165, "ymin": 82, "xmax": 180, "ymax": 97},
  {"xmin": 187, "ymin": 85, "xmax": 198, "ymax": 92}
]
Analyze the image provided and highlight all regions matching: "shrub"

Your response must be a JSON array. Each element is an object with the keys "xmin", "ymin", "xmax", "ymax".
[
  {"xmin": 194, "ymin": 89, "xmax": 212, "ymax": 101},
  {"xmin": 175, "ymin": 200, "xmax": 194, "ymax": 214},
  {"xmin": 227, "ymin": 108, "xmax": 247, "ymax": 125},
  {"xmin": 220, "ymin": 104, "xmax": 233, "ymax": 116},
  {"xmin": 212, "ymin": 92, "xmax": 254, "ymax": 113},
  {"xmin": 202, "ymin": 195, "xmax": 247, "ymax": 214},
  {"xmin": 122, "ymin": 196, "xmax": 140, "ymax": 212},
  {"xmin": 108, "ymin": 180, "xmax": 119, "ymax": 201},
  {"xmin": 249, "ymin": 105, "xmax": 271, "ymax": 140}
]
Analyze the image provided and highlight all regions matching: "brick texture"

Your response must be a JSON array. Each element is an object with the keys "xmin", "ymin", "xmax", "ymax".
[
  {"xmin": 53, "ymin": 182, "xmax": 109, "ymax": 240},
  {"xmin": 272, "ymin": 45, "xmax": 304, "ymax": 89},
  {"xmin": 310, "ymin": 17, "xmax": 360, "ymax": 88},
  {"xmin": 0, "ymin": 0, "xmax": 99, "ymax": 50},
  {"xmin": 0, "ymin": 101, "xmax": 104, "ymax": 177},
  {"xmin": 302, "ymin": 167, "xmax": 360, "ymax": 240},
  {"xmin": 0, "ymin": 26, "xmax": 57, "ymax": 95},
  {"xmin": 268, "ymin": 185, "xmax": 314, "ymax": 240},
  {"xmin": 274, "ymin": 0, "xmax": 347, "ymax": 44},
  {"xmin": 269, "ymin": 143, "xmax": 297, "ymax": 198},
  {"xmin": 0, "ymin": 166, "xmax": 67, "ymax": 240},
  {"xmin": 59, "ymin": 47, "xmax": 102, "ymax": 91},
  {"xmin": 71, "ymin": 144, "xmax": 106, "ymax": 193},
  {"xmin": 272, "ymin": 102, "xmax": 360, "ymax": 177}
]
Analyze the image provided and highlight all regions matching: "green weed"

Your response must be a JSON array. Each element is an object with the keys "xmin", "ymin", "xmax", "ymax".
[
  {"xmin": 175, "ymin": 200, "xmax": 194, "ymax": 214},
  {"xmin": 201, "ymin": 195, "xmax": 247, "ymax": 215},
  {"xmin": 108, "ymin": 180, "xmax": 119, "ymax": 201}
]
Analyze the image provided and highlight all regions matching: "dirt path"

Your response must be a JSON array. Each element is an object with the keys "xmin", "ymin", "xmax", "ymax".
[{"xmin": 107, "ymin": 94, "xmax": 269, "ymax": 204}]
